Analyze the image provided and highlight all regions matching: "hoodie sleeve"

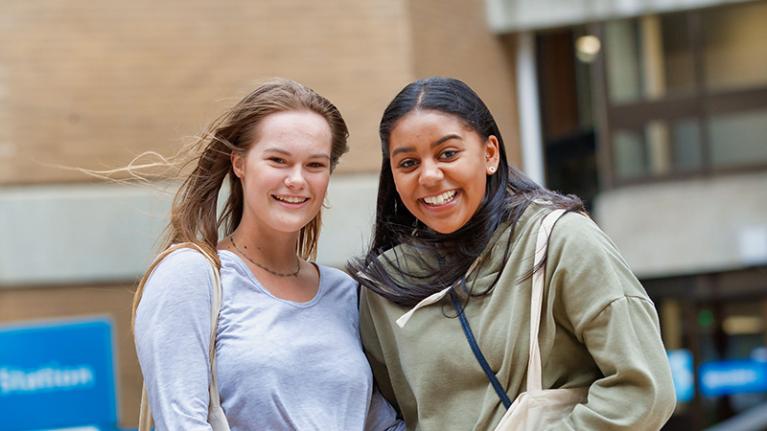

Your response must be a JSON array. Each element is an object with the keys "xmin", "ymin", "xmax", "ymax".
[{"xmin": 544, "ymin": 213, "xmax": 676, "ymax": 431}]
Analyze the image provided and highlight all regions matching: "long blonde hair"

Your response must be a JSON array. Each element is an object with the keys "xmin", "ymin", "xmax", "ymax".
[{"xmin": 132, "ymin": 78, "xmax": 349, "ymax": 324}]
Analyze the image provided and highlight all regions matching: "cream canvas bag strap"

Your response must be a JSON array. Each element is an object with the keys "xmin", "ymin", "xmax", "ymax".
[
  {"xmin": 137, "ymin": 242, "xmax": 229, "ymax": 431},
  {"xmin": 493, "ymin": 209, "xmax": 587, "ymax": 431},
  {"xmin": 526, "ymin": 209, "xmax": 566, "ymax": 392}
]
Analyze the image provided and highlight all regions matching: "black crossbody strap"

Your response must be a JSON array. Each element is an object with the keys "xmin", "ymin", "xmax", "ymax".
[{"xmin": 450, "ymin": 291, "xmax": 512, "ymax": 409}]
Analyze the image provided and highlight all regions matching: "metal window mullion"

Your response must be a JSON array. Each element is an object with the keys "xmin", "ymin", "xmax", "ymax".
[
  {"xmin": 688, "ymin": 9, "xmax": 712, "ymax": 176},
  {"xmin": 591, "ymin": 21, "xmax": 614, "ymax": 190}
]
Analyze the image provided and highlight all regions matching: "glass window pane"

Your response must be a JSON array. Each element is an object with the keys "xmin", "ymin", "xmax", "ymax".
[
  {"xmin": 660, "ymin": 13, "xmax": 696, "ymax": 96},
  {"xmin": 613, "ymin": 129, "xmax": 647, "ymax": 179},
  {"xmin": 709, "ymin": 108, "xmax": 767, "ymax": 168},
  {"xmin": 614, "ymin": 118, "xmax": 703, "ymax": 180},
  {"xmin": 672, "ymin": 119, "xmax": 703, "ymax": 171},
  {"xmin": 605, "ymin": 19, "xmax": 642, "ymax": 104},
  {"xmin": 604, "ymin": 14, "xmax": 694, "ymax": 105},
  {"xmin": 703, "ymin": 1, "xmax": 767, "ymax": 92}
]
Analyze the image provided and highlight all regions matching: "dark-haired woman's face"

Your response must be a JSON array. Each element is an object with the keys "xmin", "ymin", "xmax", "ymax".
[{"xmin": 388, "ymin": 110, "xmax": 499, "ymax": 234}]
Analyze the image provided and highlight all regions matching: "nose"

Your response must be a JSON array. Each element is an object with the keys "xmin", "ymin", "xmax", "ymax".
[
  {"xmin": 418, "ymin": 159, "xmax": 444, "ymax": 187},
  {"xmin": 284, "ymin": 166, "xmax": 306, "ymax": 189}
]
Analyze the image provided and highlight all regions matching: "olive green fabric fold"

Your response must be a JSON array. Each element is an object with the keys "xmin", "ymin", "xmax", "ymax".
[{"xmin": 359, "ymin": 202, "xmax": 676, "ymax": 431}]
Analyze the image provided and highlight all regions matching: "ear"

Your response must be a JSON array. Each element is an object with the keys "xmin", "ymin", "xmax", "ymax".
[
  {"xmin": 231, "ymin": 150, "xmax": 245, "ymax": 178},
  {"xmin": 484, "ymin": 135, "xmax": 500, "ymax": 175}
]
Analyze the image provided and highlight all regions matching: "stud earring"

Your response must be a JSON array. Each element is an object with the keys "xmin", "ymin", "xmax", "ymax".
[{"xmin": 488, "ymin": 166, "xmax": 496, "ymax": 174}]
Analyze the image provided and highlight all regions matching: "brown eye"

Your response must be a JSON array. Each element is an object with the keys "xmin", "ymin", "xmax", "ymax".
[{"xmin": 439, "ymin": 150, "xmax": 459, "ymax": 160}]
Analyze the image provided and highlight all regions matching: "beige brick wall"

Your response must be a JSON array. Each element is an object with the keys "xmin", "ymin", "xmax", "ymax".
[{"xmin": 0, "ymin": 0, "xmax": 413, "ymax": 184}]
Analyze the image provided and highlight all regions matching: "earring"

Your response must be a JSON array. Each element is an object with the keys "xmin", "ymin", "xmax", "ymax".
[{"xmin": 488, "ymin": 166, "xmax": 496, "ymax": 174}]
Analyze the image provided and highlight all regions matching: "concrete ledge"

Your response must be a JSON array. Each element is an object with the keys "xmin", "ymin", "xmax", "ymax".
[
  {"xmin": 486, "ymin": 0, "xmax": 753, "ymax": 32},
  {"xmin": 0, "ymin": 174, "xmax": 379, "ymax": 287},
  {"xmin": 594, "ymin": 172, "xmax": 767, "ymax": 278}
]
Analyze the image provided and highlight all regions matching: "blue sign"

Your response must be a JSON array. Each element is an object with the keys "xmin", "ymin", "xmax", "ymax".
[
  {"xmin": 0, "ymin": 317, "xmax": 117, "ymax": 431},
  {"xmin": 668, "ymin": 349, "xmax": 694, "ymax": 403},
  {"xmin": 700, "ymin": 359, "xmax": 767, "ymax": 397}
]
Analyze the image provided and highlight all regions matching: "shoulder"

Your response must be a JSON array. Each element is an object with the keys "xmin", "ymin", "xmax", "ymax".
[
  {"xmin": 543, "ymin": 211, "xmax": 652, "ymax": 319},
  {"xmin": 317, "ymin": 264, "xmax": 362, "ymax": 306},
  {"xmin": 515, "ymin": 201, "xmax": 595, "ymax": 240},
  {"xmin": 318, "ymin": 264, "xmax": 358, "ymax": 291},
  {"xmin": 142, "ymin": 247, "xmax": 216, "ymax": 299},
  {"xmin": 553, "ymin": 210, "xmax": 603, "ymax": 240},
  {"xmin": 157, "ymin": 247, "xmax": 215, "ymax": 270},
  {"xmin": 547, "ymin": 210, "xmax": 628, "ymax": 267}
]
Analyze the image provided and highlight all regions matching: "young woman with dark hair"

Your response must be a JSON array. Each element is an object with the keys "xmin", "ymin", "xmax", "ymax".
[
  {"xmin": 133, "ymin": 79, "xmax": 403, "ymax": 430},
  {"xmin": 350, "ymin": 77, "xmax": 675, "ymax": 430}
]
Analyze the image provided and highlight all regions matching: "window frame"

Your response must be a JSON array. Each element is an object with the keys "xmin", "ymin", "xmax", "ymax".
[{"xmin": 593, "ymin": 5, "xmax": 767, "ymax": 189}]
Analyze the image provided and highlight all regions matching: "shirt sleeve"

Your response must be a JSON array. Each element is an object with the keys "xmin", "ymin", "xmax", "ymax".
[
  {"xmin": 364, "ymin": 387, "xmax": 407, "ymax": 431},
  {"xmin": 545, "ymin": 213, "xmax": 676, "ymax": 431},
  {"xmin": 134, "ymin": 248, "xmax": 217, "ymax": 431}
]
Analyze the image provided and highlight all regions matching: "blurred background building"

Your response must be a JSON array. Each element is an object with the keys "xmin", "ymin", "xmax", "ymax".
[{"xmin": 0, "ymin": 0, "xmax": 765, "ymax": 429}]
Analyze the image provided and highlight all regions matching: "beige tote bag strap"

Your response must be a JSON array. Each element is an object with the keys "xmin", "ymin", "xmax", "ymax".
[
  {"xmin": 204, "ymin": 247, "xmax": 225, "ymax": 420},
  {"xmin": 137, "ymin": 242, "xmax": 225, "ymax": 431},
  {"xmin": 526, "ymin": 209, "xmax": 566, "ymax": 393},
  {"xmin": 139, "ymin": 385, "xmax": 152, "ymax": 431}
]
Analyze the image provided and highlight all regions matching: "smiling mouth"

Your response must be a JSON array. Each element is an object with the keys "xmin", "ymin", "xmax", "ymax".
[
  {"xmin": 272, "ymin": 194, "xmax": 310, "ymax": 204},
  {"xmin": 420, "ymin": 190, "xmax": 458, "ymax": 207}
]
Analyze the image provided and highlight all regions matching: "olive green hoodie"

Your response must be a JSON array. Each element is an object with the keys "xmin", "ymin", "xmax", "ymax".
[{"xmin": 359, "ymin": 203, "xmax": 676, "ymax": 430}]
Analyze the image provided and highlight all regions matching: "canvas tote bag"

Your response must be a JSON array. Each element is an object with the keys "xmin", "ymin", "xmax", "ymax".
[
  {"xmin": 492, "ymin": 209, "xmax": 588, "ymax": 430},
  {"xmin": 136, "ymin": 242, "xmax": 231, "ymax": 431}
]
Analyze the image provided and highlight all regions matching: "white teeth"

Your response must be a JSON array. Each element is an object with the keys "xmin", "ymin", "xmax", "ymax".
[
  {"xmin": 422, "ymin": 190, "xmax": 456, "ymax": 205},
  {"xmin": 274, "ymin": 195, "xmax": 308, "ymax": 204}
]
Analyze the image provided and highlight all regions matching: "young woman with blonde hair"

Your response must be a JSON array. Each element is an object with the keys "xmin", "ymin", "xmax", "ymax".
[{"xmin": 134, "ymin": 79, "xmax": 402, "ymax": 430}]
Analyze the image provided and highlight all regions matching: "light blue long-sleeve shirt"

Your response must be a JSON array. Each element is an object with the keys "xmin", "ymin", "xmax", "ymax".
[{"xmin": 135, "ymin": 248, "xmax": 403, "ymax": 431}]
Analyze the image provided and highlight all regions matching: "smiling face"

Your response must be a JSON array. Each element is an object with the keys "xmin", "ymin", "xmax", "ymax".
[
  {"xmin": 232, "ymin": 110, "xmax": 332, "ymax": 235},
  {"xmin": 388, "ymin": 110, "xmax": 500, "ymax": 234}
]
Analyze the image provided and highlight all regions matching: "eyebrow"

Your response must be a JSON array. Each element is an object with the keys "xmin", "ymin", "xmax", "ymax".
[
  {"xmin": 390, "ymin": 134, "xmax": 463, "ymax": 158},
  {"xmin": 263, "ymin": 147, "xmax": 331, "ymax": 160}
]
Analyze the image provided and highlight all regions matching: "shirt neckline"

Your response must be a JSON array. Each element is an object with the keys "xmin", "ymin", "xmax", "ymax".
[{"xmin": 218, "ymin": 249, "xmax": 325, "ymax": 308}]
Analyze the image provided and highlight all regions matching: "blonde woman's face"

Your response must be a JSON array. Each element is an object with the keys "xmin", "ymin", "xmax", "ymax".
[{"xmin": 232, "ymin": 110, "xmax": 332, "ymax": 234}]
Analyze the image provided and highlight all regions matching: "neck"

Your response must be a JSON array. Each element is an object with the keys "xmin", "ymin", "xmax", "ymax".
[{"xmin": 231, "ymin": 216, "xmax": 302, "ymax": 266}]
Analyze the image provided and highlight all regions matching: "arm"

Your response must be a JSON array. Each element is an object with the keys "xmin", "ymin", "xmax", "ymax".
[
  {"xmin": 551, "ymin": 296, "xmax": 675, "ymax": 431},
  {"xmin": 359, "ymin": 287, "xmax": 400, "ymax": 412},
  {"xmin": 364, "ymin": 387, "xmax": 407, "ymax": 431},
  {"xmin": 546, "ymin": 214, "xmax": 676, "ymax": 431},
  {"xmin": 134, "ymin": 249, "xmax": 217, "ymax": 431},
  {"xmin": 359, "ymin": 287, "xmax": 404, "ymax": 430}
]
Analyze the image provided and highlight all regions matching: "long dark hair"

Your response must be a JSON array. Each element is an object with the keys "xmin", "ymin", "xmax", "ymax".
[{"xmin": 348, "ymin": 77, "xmax": 583, "ymax": 307}]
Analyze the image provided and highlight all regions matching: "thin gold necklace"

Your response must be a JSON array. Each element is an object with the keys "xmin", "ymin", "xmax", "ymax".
[{"xmin": 229, "ymin": 236, "xmax": 301, "ymax": 278}]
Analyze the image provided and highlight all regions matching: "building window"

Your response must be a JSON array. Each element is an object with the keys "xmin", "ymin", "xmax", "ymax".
[{"xmin": 596, "ymin": 1, "xmax": 767, "ymax": 187}]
